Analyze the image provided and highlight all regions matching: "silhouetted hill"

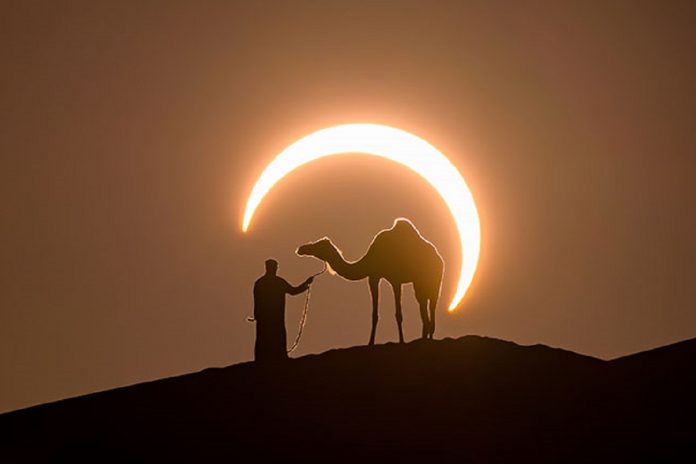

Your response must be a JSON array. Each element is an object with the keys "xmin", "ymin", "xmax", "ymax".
[{"xmin": 2, "ymin": 335, "xmax": 694, "ymax": 462}]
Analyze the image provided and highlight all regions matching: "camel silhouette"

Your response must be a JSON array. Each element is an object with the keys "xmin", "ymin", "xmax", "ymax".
[{"xmin": 296, "ymin": 218, "xmax": 444, "ymax": 345}]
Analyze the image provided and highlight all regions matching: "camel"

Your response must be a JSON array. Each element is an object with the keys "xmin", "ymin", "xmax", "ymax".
[{"xmin": 296, "ymin": 218, "xmax": 444, "ymax": 345}]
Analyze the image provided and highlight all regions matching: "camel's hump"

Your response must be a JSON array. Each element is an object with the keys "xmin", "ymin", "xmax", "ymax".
[{"xmin": 370, "ymin": 219, "xmax": 441, "ymax": 258}]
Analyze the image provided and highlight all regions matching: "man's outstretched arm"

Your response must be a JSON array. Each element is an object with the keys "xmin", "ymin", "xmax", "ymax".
[{"xmin": 284, "ymin": 276, "xmax": 314, "ymax": 295}]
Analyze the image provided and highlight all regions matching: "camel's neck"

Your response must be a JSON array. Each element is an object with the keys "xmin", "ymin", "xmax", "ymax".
[{"xmin": 320, "ymin": 244, "xmax": 370, "ymax": 281}]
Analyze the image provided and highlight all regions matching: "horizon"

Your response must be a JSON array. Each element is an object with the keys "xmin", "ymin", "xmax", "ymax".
[
  {"xmin": 3, "ymin": 333, "xmax": 693, "ymax": 461},
  {"xmin": 3, "ymin": 333, "xmax": 693, "ymax": 416}
]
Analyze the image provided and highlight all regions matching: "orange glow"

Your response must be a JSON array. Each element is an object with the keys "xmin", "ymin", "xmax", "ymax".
[{"xmin": 242, "ymin": 124, "xmax": 480, "ymax": 311}]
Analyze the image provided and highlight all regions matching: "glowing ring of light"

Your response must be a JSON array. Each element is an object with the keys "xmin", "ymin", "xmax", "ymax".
[{"xmin": 242, "ymin": 123, "xmax": 480, "ymax": 311}]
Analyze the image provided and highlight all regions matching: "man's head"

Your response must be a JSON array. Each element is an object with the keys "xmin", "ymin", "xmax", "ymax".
[{"xmin": 265, "ymin": 259, "xmax": 278, "ymax": 276}]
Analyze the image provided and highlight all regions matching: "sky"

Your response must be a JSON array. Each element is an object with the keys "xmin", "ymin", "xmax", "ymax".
[{"xmin": 1, "ymin": 1, "xmax": 694, "ymax": 413}]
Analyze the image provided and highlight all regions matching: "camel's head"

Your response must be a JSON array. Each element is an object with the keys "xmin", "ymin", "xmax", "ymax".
[{"xmin": 296, "ymin": 237, "xmax": 335, "ymax": 260}]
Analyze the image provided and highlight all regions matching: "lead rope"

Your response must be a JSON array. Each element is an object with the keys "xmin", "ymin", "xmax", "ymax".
[{"xmin": 287, "ymin": 263, "xmax": 326, "ymax": 354}]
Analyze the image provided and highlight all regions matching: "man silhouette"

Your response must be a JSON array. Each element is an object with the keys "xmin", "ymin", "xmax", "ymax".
[{"xmin": 253, "ymin": 259, "xmax": 314, "ymax": 362}]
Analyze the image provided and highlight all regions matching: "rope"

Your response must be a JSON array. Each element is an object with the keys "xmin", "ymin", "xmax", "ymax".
[
  {"xmin": 287, "ymin": 264, "xmax": 326, "ymax": 354},
  {"xmin": 286, "ymin": 283, "xmax": 312, "ymax": 354}
]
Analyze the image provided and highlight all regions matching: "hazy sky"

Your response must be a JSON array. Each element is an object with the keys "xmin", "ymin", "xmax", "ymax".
[{"xmin": 1, "ymin": 1, "xmax": 694, "ymax": 413}]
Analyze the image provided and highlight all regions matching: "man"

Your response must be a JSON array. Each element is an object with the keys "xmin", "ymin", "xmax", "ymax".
[{"xmin": 252, "ymin": 259, "xmax": 314, "ymax": 362}]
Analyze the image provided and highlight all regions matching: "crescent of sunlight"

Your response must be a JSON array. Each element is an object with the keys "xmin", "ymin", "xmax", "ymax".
[{"xmin": 242, "ymin": 123, "xmax": 481, "ymax": 312}]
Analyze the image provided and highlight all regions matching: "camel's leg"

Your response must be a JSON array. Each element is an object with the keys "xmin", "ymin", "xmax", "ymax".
[
  {"xmin": 391, "ymin": 282, "xmax": 404, "ymax": 343},
  {"xmin": 416, "ymin": 291, "xmax": 429, "ymax": 340},
  {"xmin": 428, "ymin": 293, "xmax": 439, "ymax": 339},
  {"xmin": 368, "ymin": 276, "xmax": 380, "ymax": 346}
]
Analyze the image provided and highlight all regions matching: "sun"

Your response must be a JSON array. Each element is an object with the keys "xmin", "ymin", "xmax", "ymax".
[{"xmin": 241, "ymin": 123, "xmax": 481, "ymax": 311}]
